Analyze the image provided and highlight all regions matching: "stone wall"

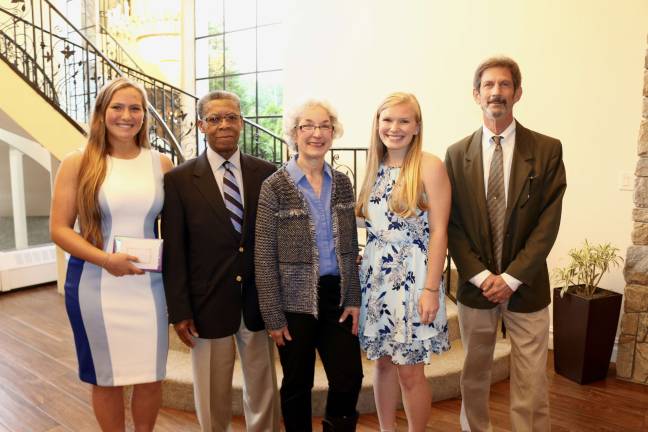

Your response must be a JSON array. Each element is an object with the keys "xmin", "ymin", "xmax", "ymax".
[{"xmin": 617, "ymin": 34, "xmax": 648, "ymax": 384}]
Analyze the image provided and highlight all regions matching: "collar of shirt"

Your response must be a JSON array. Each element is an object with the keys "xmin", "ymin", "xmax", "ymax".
[
  {"xmin": 206, "ymin": 146, "xmax": 245, "ymax": 205},
  {"xmin": 206, "ymin": 146, "xmax": 242, "ymax": 173},
  {"xmin": 285, "ymin": 155, "xmax": 338, "ymax": 276},
  {"xmin": 286, "ymin": 155, "xmax": 332, "ymax": 185},
  {"xmin": 481, "ymin": 119, "xmax": 516, "ymax": 154}
]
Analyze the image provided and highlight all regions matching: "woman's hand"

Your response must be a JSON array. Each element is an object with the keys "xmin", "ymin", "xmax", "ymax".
[
  {"xmin": 103, "ymin": 252, "xmax": 145, "ymax": 277},
  {"xmin": 339, "ymin": 306, "xmax": 360, "ymax": 335},
  {"xmin": 269, "ymin": 326, "xmax": 292, "ymax": 347},
  {"xmin": 418, "ymin": 290, "xmax": 440, "ymax": 325}
]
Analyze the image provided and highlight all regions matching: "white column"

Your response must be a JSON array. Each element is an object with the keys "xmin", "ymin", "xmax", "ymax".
[
  {"xmin": 50, "ymin": 156, "xmax": 67, "ymax": 295},
  {"xmin": 9, "ymin": 148, "xmax": 28, "ymax": 249}
]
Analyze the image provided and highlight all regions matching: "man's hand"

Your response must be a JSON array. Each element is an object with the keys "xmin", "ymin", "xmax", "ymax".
[
  {"xmin": 269, "ymin": 326, "xmax": 292, "ymax": 347},
  {"xmin": 481, "ymin": 275, "xmax": 513, "ymax": 304},
  {"xmin": 339, "ymin": 306, "xmax": 360, "ymax": 335},
  {"xmin": 173, "ymin": 319, "xmax": 198, "ymax": 348}
]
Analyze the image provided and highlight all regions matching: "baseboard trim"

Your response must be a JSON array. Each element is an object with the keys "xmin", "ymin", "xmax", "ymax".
[{"xmin": 0, "ymin": 244, "xmax": 57, "ymax": 291}]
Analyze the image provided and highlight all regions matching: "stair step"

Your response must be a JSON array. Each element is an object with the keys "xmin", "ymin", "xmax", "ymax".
[
  {"xmin": 167, "ymin": 298, "xmax": 461, "ymax": 353},
  {"xmin": 163, "ymin": 339, "xmax": 511, "ymax": 415},
  {"xmin": 161, "ymin": 300, "xmax": 511, "ymax": 415}
]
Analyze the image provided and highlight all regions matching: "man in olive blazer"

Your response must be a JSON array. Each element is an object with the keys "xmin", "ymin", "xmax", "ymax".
[
  {"xmin": 163, "ymin": 90, "xmax": 278, "ymax": 432},
  {"xmin": 445, "ymin": 56, "xmax": 566, "ymax": 432}
]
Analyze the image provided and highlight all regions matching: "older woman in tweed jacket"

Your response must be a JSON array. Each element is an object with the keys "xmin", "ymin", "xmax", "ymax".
[{"xmin": 255, "ymin": 100, "xmax": 363, "ymax": 432}]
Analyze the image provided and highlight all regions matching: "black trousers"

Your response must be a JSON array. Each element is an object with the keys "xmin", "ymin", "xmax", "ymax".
[{"xmin": 278, "ymin": 275, "xmax": 363, "ymax": 432}]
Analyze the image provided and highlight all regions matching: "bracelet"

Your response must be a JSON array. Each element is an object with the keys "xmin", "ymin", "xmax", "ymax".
[
  {"xmin": 423, "ymin": 287, "xmax": 439, "ymax": 293},
  {"xmin": 101, "ymin": 253, "xmax": 111, "ymax": 268}
]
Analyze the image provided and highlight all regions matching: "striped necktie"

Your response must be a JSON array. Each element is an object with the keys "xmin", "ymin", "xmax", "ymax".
[
  {"xmin": 486, "ymin": 135, "xmax": 505, "ymax": 273},
  {"xmin": 222, "ymin": 161, "xmax": 244, "ymax": 234}
]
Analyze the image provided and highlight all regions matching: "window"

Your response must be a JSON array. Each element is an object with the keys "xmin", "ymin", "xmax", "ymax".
[{"xmin": 195, "ymin": 0, "xmax": 284, "ymax": 159}]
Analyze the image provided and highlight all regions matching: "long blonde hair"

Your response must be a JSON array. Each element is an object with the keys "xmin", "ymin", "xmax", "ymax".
[
  {"xmin": 77, "ymin": 77, "xmax": 150, "ymax": 248},
  {"xmin": 356, "ymin": 92, "xmax": 426, "ymax": 219}
]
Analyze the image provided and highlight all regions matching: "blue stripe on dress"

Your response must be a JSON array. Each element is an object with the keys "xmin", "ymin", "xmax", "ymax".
[
  {"xmin": 83, "ymin": 188, "xmax": 114, "ymax": 386},
  {"xmin": 147, "ymin": 150, "xmax": 168, "ymax": 380},
  {"xmin": 64, "ymin": 256, "xmax": 97, "ymax": 384}
]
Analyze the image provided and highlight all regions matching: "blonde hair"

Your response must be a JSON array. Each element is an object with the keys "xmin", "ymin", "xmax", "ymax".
[
  {"xmin": 356, "ymin": 92, "xmax": 426, "ymax": 219},
  {"xmin": 77, "ymin": 77, "xmax": 150, "ymax": 248},
  {"xmin": 283, "ymin": 99, "xmax": 344, "ymax": 153}
]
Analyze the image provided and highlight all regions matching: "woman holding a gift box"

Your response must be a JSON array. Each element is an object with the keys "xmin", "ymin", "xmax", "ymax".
[{"xmin": 50, "ymin": 77, "xmax": 173, "ymax": 431}]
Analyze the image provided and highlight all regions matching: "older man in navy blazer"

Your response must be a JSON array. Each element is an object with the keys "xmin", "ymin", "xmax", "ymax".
[{"xmin": 163, "ymin": 90, "xmax": 278, "ymax": 432}]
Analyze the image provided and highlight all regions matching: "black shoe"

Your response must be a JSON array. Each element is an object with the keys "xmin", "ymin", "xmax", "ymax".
[{"xmin": 321, "ymin": 412, "xmax": 359, "ymax": 432}]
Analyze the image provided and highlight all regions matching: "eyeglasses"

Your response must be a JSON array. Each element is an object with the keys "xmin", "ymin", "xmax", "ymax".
[
  {"xmin": 203, "ymin": 114, "xmax": 241, "ymax": 125},
  {"xmin": 297, "ymin": 124, "xmax": 334, "ymax": 133}
]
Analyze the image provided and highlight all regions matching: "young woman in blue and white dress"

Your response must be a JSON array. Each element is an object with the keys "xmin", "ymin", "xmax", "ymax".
[
  {"xmin": 356, "ymin": 92, "xmax": 451, "ymax": 432},
  {"xmin": 50, "ymin": 77, "xmax": 173, "ymax": 431}
]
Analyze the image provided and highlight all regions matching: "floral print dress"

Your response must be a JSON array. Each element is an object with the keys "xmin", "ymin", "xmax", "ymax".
[{"xmin": 359, "ymin": 165, "xmax": 450, "ymax": 365}]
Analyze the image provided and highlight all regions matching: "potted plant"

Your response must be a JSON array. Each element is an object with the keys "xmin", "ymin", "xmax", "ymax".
[{"xmin": 552, "ymin": 240, "xmax": 624, "ymax": 384}]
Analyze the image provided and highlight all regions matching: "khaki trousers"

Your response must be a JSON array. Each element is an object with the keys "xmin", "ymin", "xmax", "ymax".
[
  {"xmin": 191, "ymin": 318, "xmax": 280, "ymax": 432},
  {"xmin": 458, "ymin": 301, "xmax": 550, "ymax": 432}
]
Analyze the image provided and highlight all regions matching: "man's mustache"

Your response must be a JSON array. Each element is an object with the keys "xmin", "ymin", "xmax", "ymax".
[{"xmin": 488, "ymin": 96, "xmax": 506, "ymax": 105}]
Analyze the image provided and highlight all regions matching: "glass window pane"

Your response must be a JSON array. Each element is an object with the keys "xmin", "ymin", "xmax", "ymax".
[
  {"xmin": 195, "ymin": 79, "xmax": 210, "ymax": 100},
  {"xmin": 260, "ymin": 117, "xmax": 282, "ymax": 138},
  {"xmin": 255, "ymin": 117, "xmax": 283, "ymax": 162},
  {"xmin": 258, "ymin": 71, "xmax": 282, "ymax": 116},
  {"xmin": 257, "ymin": 25, "xmax": 283, "ymax": 71},
  {"xmin": 224, "ymin": 29, "xmax": 256, "ymax": 75},
  {"xmin": 208, "ymin": 77, "xmax": 226, "ymax": 91},
  {"xmin": 195, "ymin": 0, "xmax": 224, "ymax": 37},
  {"xmin": 195, "ymin": 78, "xmax": 225, "ymax": 102},
  {"xmin": 258, "ymin": 0, "xmax": 284, "ymax": 25},
  {"xmin": 224, "ymin": 0, "xmax": 256, "ymax": 31},
  {"xmin": 196, "ymin": 35, "xmax": 224, "ymax": 79},
  {"xmin": 225, "ymin": 74, "xmax": 256, "ymax": 117}
]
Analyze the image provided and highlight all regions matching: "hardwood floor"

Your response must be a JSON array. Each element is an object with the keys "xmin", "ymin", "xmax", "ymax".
[{"xmin": 0, "ymin": 284, "xmax": 647, "ymax": 431}]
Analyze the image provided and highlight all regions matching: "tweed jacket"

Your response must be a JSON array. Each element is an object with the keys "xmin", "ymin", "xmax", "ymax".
[{"xmin": 254, "ymin": 165, "xmax": 361, "ymax": 330}]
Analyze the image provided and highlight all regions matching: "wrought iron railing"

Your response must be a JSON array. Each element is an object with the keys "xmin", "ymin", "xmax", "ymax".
[
  {"xmin": 98, "ymin": 24, "xmax": 143, "ymax": 73},
  {"xmin": 0, "ymin": 27, "xmax": 66, "ymax": 121},
  {"xmin": 0, "ymin": 0, "xmax": 187, "ymax": 163}
]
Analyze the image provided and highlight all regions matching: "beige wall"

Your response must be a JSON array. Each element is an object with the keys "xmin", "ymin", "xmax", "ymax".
[
  {"xmin": 0, "ymin": 142, "xmax": 51, "ymax": 217},
  {"xmin": 0, "ymin": 110, "xmax": 51, "ymax": 217},
  {"xmin": 0, "ymin": 61, "xmax": 85, "ymax": 162},
  {"xmin": 283, "ymin": 0, "xmax": 648, "ymax": 293}
]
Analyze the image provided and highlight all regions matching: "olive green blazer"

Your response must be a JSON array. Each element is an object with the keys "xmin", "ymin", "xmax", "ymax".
[{"xmin": 444, "ymin": 122, "xmax": 567, "ymax": 312}]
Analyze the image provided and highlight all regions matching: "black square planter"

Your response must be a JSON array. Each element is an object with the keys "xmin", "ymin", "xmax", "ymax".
[{"xmin": 552, "ymin": 287, "xmax": 622, "ymax": 384}]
